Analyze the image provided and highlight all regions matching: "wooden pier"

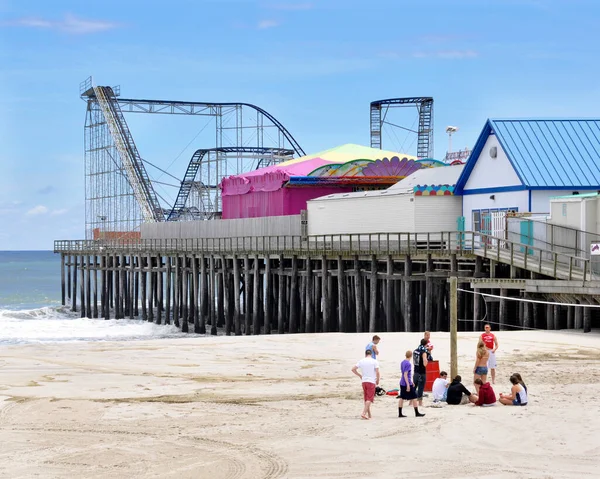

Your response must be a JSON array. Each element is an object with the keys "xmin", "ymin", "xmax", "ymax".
[{"xmin": 54, "ymin": 231, "xmax": 598, "ymax": 334}]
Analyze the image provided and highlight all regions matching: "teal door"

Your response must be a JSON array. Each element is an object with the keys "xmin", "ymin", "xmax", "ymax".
[
  {"xmin": 520, "ymin": 220, "xmax": 534, "ymax": 254},
  {"xmin": 456, "ymin": 216, "xmax": 465, "ymax": 249}
]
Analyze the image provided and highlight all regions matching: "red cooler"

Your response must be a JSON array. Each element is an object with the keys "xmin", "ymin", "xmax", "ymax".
[{"xmin": 424, "ymin": 360, "xmax": 440, "ymax": 392}]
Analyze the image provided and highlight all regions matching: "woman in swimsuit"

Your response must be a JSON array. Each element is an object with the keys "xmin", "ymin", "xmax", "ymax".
[{"xmin": 473, "ymin": 339, "xmax": 489, "ymax": 391}]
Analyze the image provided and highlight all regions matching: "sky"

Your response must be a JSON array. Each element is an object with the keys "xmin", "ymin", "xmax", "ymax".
[{"xmin": 2, "ymin": 0, "xmax": 600, "ymax": 250}]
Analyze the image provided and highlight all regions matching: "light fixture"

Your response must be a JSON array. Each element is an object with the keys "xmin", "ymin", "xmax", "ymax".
[{"xmin": 489, "ymin": 195, "xmax": 495, "ymax": 200}]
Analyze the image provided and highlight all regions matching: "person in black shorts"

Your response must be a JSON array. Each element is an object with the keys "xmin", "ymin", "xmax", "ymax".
[
  {"xmin": 398, "ymin": 350, "xmax": 425, "ymax": 417},
  {"xmin": 413, "ymin": 339, "xmax": 429, "ymax": 407}
]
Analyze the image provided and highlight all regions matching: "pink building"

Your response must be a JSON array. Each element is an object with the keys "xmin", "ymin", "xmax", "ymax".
[{"xmin": 220, "ymin": 144, "xmax": 421, "ymax": 220}]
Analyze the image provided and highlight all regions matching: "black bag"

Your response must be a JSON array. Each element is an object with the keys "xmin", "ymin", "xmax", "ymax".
[{"xmin": 375, "ymin": 386, "xmax": 386, "ymax": 396}]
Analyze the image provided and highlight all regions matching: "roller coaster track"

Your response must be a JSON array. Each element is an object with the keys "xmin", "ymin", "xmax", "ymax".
[
  {"xmin": 115, "ymin": 98, "xmax": 306, "ymax": 158},
  {"xmin": 167, "ymin": 147, "xmax": 294, "ymax": 221},
  {"xmin": 93, "ymin": 86, "xmax": 164, "ymax": 222}
]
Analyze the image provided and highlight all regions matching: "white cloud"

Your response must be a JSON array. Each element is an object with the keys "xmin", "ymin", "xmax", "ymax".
[
  {"xmin": 5, "ymin": 13, "xmax": 119, "ymax": 35},
  {"xmin": 26, "ymin": 205, "xmax": 49, "ymax": 216},
  {"xmin": 50, "ymin": 208, "xmax": 68, "ymax": 216},
  {"xmin": 257, "ymin": 19, "xmax": 280, "ymax": 29}
]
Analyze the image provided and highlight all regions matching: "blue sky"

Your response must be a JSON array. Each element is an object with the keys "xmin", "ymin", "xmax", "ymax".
[{"xmin": 1, "ymin": 0, "xmax": 600, "ymax": 249}]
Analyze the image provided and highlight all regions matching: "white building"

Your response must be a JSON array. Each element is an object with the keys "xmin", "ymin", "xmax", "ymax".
[
  {"xmin": 307, "ymin": 165, "xmax": 464, "ymax": 235},
  {"xmin": 455, "ymin": 119, "xmax": 600, "ymax": 232}
]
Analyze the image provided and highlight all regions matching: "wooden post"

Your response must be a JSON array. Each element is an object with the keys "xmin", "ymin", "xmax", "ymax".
[
  {"xmin": 278, "ymin": 255, "xmax": 285, "ymax": 334},
  {"xmin": 450, "ymin": 276, "xmax": 458, "ymax": 378},
  {"xmin": 354, "ymin": 256, "xmax": 364, "ymax": 333},
  {"xmin": 60, "ymin": 254, "xmax": 66, "ymax": 306},
  {"xmin": 156, "ymin": 256, "xmax": 162, "ymax": 324},
  {"xmin": 583, "ymin": 304, "xmax": 591, "ymax": 333},
  {"xmin": 567, "ymin": 306, "xmax": 574, "ymax": 330},
  {"xmin": 216, "ymin": 258, "xmax": 224, "ymax": 329},
  {"xmin": 80, "ymin": 255, "xmax": 86, "ymax": 318},
  {"xmin": 233, "ymin": 255, "xmax": 241, "ymax": 335},
  {"xmin": 165, "ymin": 257, "xmax": 171, "ymax": 325},
  {"xmin": 306, "ymin": 257, "xmax": 314, "ymax": 333},
  {"xmin": 141, "ymin": 256, "xmax": 147, "ymax": 321},
  {"xmin": 299, "ymin": 273, "xmax": 306, "ymax": 333},
  {"xmin": 222, "ymin": 257, "xmax": 231, "ymax": 335},
  {"xmin": 321, "ymin": 255, "xmax": 330, "ymax": 333},
  {"xmin": 209, "ymin": 255, "xmax": 217, "ymax": 335},
  {"xmin": 244, "ymin": 256, "xmax": 252, "ymax": 335},
  {"xmin": 289, "ymin": 255, "xmax": 298, "ymax": 334},
  {"xmin": 403, "ymin": 256, "xmax": 412, "ymax": 332},
  {"xmin": 386, "ymin": 256, "xmax": 393, "ymax": 332},
  {"xmin": 499, "ymin": 289, "xmax": 507, "ymax": 331},
  {"xmin": 338, "ymin": 256, "xmax": 346, "ymax": 333},
  {"xmin": 86, "ymin": 255, "xmax": 92, "ymax": 319},
  {"xmin": 148, "ymin": 255, "xmax": 155, "ymax": 323},
  {"xmin": 72, "ymin": 255, "xmax": 78, "ymax": 312},
  {"xmin": 369, "ymin": 255, "xmax": 377, "ymax": 332},
  {"xmin": 424, "ymin": 254, "xmax": 433, "ymax": 331},
  {"xmin": 93, "ymin": 255, "xmax": 99, "ymax": 318},
  {"xmin": 67, "ymin": 254, "xmax": 72, "ymax": 303},
  {"xmin": 264, "ymin": 256, "xmax": 272, "ymax": 334},
  {"xmin": 172, "ymin": 256, "xmax": 179, "ymax": 327},
  {"xmin": 575, "ymin": 302, "xmax": 583, "ymax": 329},
  {"xmin": 253, "ymin": 255, "xmax": 261, "ymax": 335},
  {"xmin": 134, "ymin": 259, "xmax": 139, "ymax": 317},
  {"xmin": 101, "ymin": 255, "xmax": 107, "ymax": 319},
  {"xmin": 523, "ymin": 296, "xmax": 532, "ymax": 329},
  {"xmin": 200, "ymin": 255, "xmax": 207, "ymax": 333},
  {"xmin": 182, "ymin": 256, "xmax": 190, "ymax": 333},
  {"xmin": 546, "ymin": 304, "xmax": 553, "ymax": 330}
]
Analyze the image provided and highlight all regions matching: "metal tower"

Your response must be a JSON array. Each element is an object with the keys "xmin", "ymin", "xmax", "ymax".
[
  {"xmin": 80, "ymin": 77, "xmax": 304, "ymax": 239},
  {"xmin": 370, "ymin": 97, "xmax": 434, "ymax": 159}
]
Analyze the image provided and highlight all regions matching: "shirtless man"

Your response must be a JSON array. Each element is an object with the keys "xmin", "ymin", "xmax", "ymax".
[{"xmin": 480, "ymin": 324, "xmax": 499, "ymax": 384}]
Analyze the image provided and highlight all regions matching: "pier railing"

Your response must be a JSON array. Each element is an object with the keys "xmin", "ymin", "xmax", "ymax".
[
  {"xmin": 56, "ymin": 231, "xmax": 469, "ymax": 255},
  {"xmin": 54, "ymin": 230, "xmax": 592, "ymax": 280}
]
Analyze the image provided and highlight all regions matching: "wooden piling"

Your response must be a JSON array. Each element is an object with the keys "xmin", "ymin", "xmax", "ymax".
[
  {"xmin": 264, "ymin": 256, "xmax": 272, "ymax": 334},
  {"xmin": 369, "ymin": 255, "xmax": 377, "ymax": 333},
  {"xmin": 338, "ymin": 256, "xmax": 346, "ymax": 333},
  {"xmin": 233, "ymin": 255, "xmax": 241, "ymax": 336},
  {"xmin": 72, "ymin": 255, "xmax": 78, "ymax": 312},
  {"xmin": 321, "ymin": 256, "xmax": 330, "ymax": 333},
  {"xmin": 253, "ymin": 254, "xmax": 261, "ymax": 335},
  {"xmin": 289, "ymin": 255, "xmax": 298, "ymax": 334}
]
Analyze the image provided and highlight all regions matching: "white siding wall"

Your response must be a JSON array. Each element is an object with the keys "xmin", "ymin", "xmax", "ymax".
[
  {"xmin": 463, "ymin": 191, "xmax": 529, "ymax": 231},
  {"xmin": 531, "ymin": 189, "xmax": 596, "ymax": 214},
  {"xmin": 464, "ymin": 135, "xmax": 522, "ymax": 190},
  {"xmin": 141, "ymin": 215, "xmax": 302, "ymax": 239},
  {"xmin": 414, "ymin": 196, "xmax": 462, "ymax": 232},
  {"xmin": 549, "ymin": 199, "xmax": 583, "ymax": 230},
  {"xmin": 308, "ymin": 194, "xmax": 415, "ymax": 235}
]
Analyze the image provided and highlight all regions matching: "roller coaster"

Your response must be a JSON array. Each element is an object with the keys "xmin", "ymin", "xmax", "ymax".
[{"xmin": 81, "ymin": 77, "xmax": 303, "ymax": 238}]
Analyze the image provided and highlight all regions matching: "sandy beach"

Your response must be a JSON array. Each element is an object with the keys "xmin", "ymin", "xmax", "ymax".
[{"xmin": 0, "ymin": 330, "xmax": 599, "ymax": 479}]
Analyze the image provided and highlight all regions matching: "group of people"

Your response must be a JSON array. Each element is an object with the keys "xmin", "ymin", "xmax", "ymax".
[{"xmin": 351, "ymin": 325, "xmax": 528, "ymax": 420}]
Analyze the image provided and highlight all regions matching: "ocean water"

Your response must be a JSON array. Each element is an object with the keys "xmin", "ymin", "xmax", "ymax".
[{"xmin": 0, "ymin": 251, "xmax": 187, "ymax": 345}]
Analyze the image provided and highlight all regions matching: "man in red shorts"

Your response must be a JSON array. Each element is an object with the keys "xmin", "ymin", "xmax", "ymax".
[
  {"xmin": 351, "ymin": 349, "xmax": 380, "ymax": 420},
  {"xmin": 481, "ymin": 323, "xmax": 499, "ymax": 384}
]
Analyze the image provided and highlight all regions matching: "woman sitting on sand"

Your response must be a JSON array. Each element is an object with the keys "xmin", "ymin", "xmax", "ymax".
[
  {"xmin": 473, "ymin": 339, "xmax": 489, "ymax": 390},
  {"xmin": 512, "ymin": 372, "xmax": 527, "ymax": 393},
  {"xmin": 499, "ymin": 375, "xmax": 528, "ymax": 406}
]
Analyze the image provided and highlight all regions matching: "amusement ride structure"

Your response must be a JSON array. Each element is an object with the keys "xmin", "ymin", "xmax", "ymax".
[
  {"xmin": 80, "ymin": 77, "xmax": 303, "ymax": 238},
  {"xmin": 80, "ymin": 76, "xmax": 440, "ymax": 238}
]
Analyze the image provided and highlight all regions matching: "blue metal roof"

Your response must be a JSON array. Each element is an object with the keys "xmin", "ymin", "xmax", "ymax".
[{"xmin": 455, "ymin": 119, "xmax": 600, "ymax": 193}]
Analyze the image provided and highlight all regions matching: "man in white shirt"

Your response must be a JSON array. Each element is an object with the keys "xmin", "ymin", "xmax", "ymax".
[
  {"xmin": 432, "ymin": 371, "xmax": 450, "ymax": 403},
  {"xmin": 351, "ymin": 349, "xmax": 380, "ymax": 420}
]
